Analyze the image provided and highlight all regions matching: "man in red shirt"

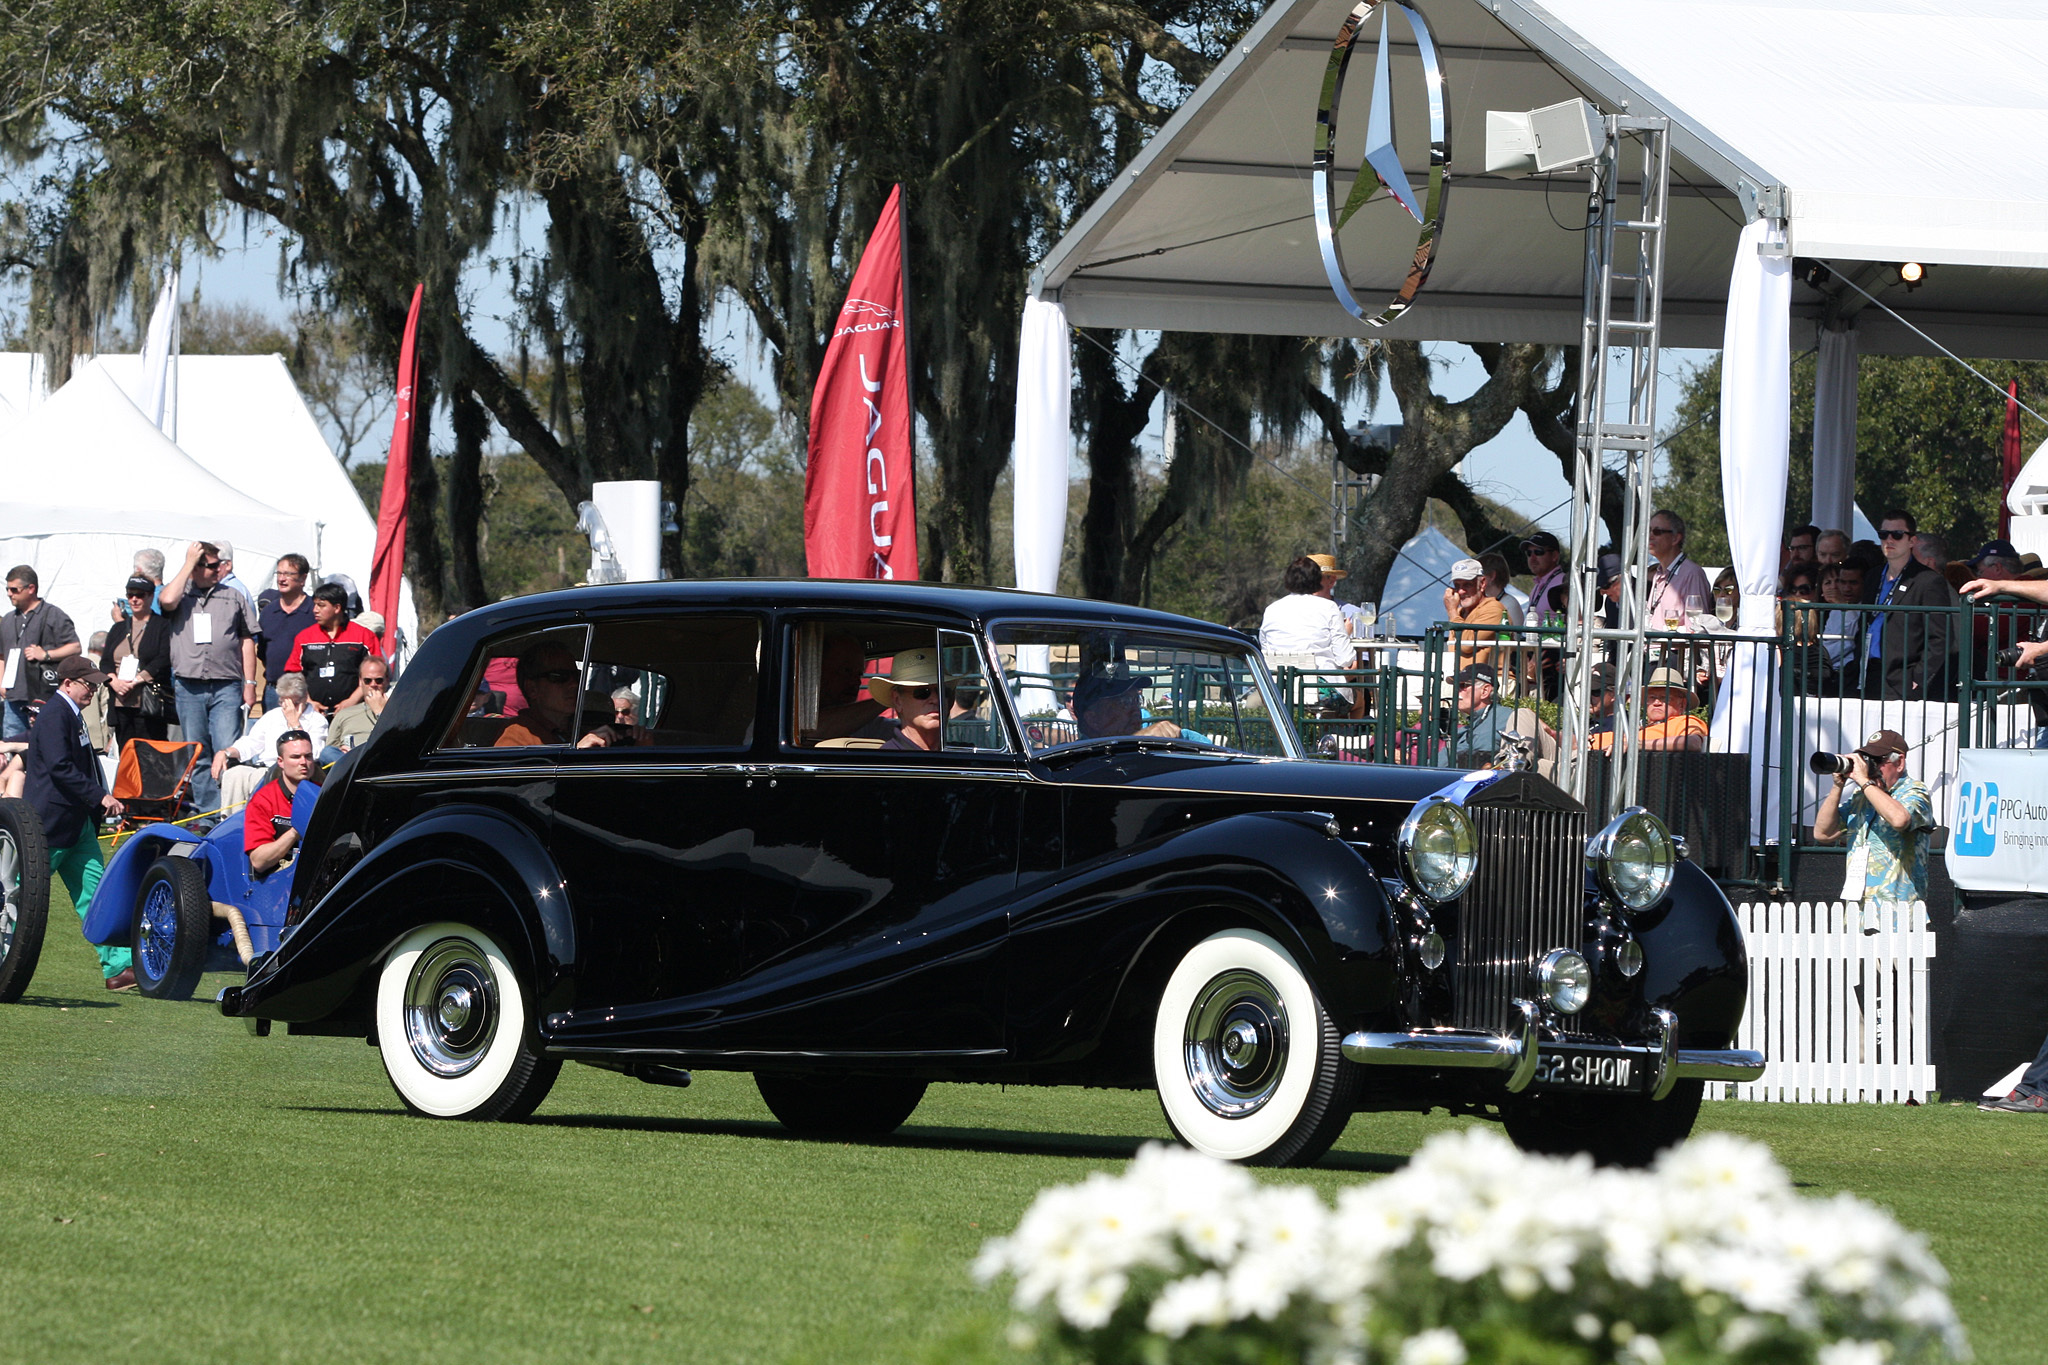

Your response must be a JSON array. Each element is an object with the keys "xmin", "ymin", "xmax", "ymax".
[
  {"xmin": 284, "ymin": 583, "xmax": 383, "ymax": 714},
  {"xmin": 245, "ymin": 730, "xmax": 317, "ymax": 880}
]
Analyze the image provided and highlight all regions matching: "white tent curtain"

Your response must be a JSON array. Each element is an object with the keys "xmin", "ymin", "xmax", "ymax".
[
  {"xmin": 138, "ymin": 266, "xmax": 180, "ymax": 441},
  {"xmin": 1811, "ymin": 323, "xmax": 1858, "ymax": 536},
  {"xmin": 1711, "ymin": 218, "xmax": 1792, "ymax": 835},
  {"xmin": 1012, "ymin": 296, "xmax": 1070, "ymax": 593},
  {"xmin": 1011, "ymin": 295, "xmax": 1071, "ymax": 715}
]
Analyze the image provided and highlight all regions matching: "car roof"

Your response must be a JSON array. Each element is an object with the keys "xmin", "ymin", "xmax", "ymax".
[{"xmin": 442, "ymin": 579, "xmax": 1255, "ymax": 644}]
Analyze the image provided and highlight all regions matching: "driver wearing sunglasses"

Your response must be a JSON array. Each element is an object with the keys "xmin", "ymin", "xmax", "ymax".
[
  {"xmin": 868, "ymin": 649, "xmax": 949, "ymax": 752},
  {"xmin": 494, "ymin": 641, "xmax": 613, "ymax": 749}
]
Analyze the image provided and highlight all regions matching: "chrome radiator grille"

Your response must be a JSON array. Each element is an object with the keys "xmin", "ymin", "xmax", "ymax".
[{"xmin": 1452, "ymin": 804, "xmax": 1588, "ymax": 1035}]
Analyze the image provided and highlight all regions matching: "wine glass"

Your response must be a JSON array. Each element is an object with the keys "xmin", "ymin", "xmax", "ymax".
[{"xmin": 1357, "ymin": 603, "xmax": 1377, "ymax": 639}]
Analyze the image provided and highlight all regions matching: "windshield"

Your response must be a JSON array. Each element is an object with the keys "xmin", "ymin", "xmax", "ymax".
[{"xmin": 991, "ymin": 624, "xmax": 1300, "ymax": 759}]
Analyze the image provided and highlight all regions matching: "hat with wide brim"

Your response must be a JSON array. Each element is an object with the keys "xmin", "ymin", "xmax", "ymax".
[
  {"xmin": 1307, "ymin": 553, "xmax": 1347, "ymax": 580},
  {"xmin": 1643, "ymin": 666, "xmax": 1692, "ymax": 697},
  {"xmin": 867, "ymin": 647, "xmax": 940, "ymax": 707}
]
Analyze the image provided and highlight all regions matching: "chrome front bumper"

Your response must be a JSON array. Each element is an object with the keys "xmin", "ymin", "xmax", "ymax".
[{"xmin": 1341, "ymin": 1001, "xmax": 1765, "ymax": 1100}]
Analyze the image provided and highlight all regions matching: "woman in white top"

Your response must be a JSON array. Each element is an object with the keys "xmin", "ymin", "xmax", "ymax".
[{"xmin": 1260, "ymin": 556, "xmax": 1350, "ymax": 675}]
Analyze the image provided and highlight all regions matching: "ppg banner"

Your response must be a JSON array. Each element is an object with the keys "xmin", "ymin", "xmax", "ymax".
[{"xmin": 1949, "ymin": 749, "xmax": 2048, "ymax": 893}]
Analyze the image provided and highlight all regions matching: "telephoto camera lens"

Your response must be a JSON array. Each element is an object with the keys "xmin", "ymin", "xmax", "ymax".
[
  {"xmin": 1997, "ymin": 644, "xmax": 2025, "ymax": 668},
  {"xmin": 1809, "ymin": 751, "xmax": 1856, "ymax": 776}
]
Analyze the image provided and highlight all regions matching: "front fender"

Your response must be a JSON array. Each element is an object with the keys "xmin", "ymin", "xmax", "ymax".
[
  {"xmin": 84, "ymin": 827, "xmax": 204, "ymax": 944},
  {"xmin": 1634, "ymin": 859, "xmax": 1748, "ymax": 1046},
  {"xmin": 227, "ymin": 803, "xmax": 571, "ymax": 1026},
  {"xmin": 1007, "ymin": 810, "xmax": 1399, "ymax": 1066}
]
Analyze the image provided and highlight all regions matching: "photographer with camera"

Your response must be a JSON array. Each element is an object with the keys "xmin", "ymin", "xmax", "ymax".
[
  {"xmin": 1811, "ymin": 730, "xmax": 1934, "ymax": 912},
  {"xmin": 1960, "ymin": 569, "xmax": 2048, "ymax": 745}
]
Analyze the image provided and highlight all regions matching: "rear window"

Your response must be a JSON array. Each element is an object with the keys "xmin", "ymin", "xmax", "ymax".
[{"xmin": 441, "ymin": 617, "xmax": 760, "ymax": 751}]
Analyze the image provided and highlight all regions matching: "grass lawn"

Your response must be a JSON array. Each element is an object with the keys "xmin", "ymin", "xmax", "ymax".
[{"xmin": 4, "ymin": 910, "xmax": 2042, "ymax": 1364}]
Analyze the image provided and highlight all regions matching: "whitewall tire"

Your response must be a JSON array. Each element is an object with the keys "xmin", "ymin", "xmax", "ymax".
[
  {"xmin": 375, "ymin": 921, "xmax": 559, "ymax": 1121},
  {"xmin": 1151, "ymin": 928, "xmax": 1359, "ymax": 1167}
]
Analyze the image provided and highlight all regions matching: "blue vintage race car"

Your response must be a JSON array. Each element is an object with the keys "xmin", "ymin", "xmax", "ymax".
[{"xmin": 84, "ymin": 779, "xmax": 321, "ymax": 999}]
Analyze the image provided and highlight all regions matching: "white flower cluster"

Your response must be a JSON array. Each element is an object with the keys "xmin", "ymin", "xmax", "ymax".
[{"xmin": 974, "ymin": 1128, "xmax": 1966, "ymax": 1363}]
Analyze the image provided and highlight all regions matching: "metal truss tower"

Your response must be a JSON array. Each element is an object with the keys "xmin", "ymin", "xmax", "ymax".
[{"xmin": 1555, "ymin": 116, "xmax": 1673, "ymax": 819}]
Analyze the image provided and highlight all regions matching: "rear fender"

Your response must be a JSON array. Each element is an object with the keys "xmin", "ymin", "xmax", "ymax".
[
  {"xmin": 228, "ymin": 804, "xmax": 570, "ymax": 1027},
  {"xmin": 83, "ymin": 827, "xmax": 203, "ymax": 944}
]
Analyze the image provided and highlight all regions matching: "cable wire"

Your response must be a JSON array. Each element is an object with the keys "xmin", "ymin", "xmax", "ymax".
[{"xmin": 1824, "ymin": 265, "xmax": 2047, "ymax": 426}]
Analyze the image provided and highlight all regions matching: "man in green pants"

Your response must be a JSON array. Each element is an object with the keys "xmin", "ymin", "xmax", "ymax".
[{"xmin": 25, "ymin": 656, "xmax": 129, "ymax": 989}]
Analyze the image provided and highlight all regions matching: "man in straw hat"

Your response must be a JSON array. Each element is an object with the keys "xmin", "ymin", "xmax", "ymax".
[
  {"xmin": 1305, "ymin": 553, "xmax": 1366, "ymax": 632},
  {"xmin": 1588, "ymin": 666, "xmax": 1707, "ymax": 753},
  {"xmin": 867, "ymin": 648, "xmax": 948, "ymax": 752}
]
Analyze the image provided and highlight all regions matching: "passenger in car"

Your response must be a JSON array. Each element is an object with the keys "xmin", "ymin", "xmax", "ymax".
[
  {"xmin": 1072, "ymin": 670, "xmax": 1184, "ymax": 740},
  {"xmin": 811, "ymin": 634, "xmax": 894, "ymax": 743},
  {"xmin": 494, "ymin": 642, "xmax": 612, "ymax": 748},
  {"xmin": 869, "ymin": 649, "xmax": 944, "ymax": 752}
]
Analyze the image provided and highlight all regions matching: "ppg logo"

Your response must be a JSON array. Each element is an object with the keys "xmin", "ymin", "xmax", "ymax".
[{"xmin": 1955, "ymin": 780, "xmax": 1999, "ymax": 856}]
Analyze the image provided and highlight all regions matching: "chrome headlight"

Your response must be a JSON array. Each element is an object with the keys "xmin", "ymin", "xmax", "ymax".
[
  {"xmin": 1536, "ymin": 948, "xmax": 1592, "ymax": 1014},
  {"xmin": 1397, "ymin": 797, "xmax": 1477, "ymax": 905},
  {"xmin": 1587, "ymin": 806, "xmax": 1677, "ymax": 913}
]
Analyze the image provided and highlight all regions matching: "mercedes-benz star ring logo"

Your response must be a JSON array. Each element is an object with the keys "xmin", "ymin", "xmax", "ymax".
[{"xmin": 1312, "ymin": 0, "xmax": 1450, "ymax": 328}]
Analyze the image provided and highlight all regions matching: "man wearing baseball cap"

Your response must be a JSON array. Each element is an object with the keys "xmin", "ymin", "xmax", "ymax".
[
  {"xmin": 25, "ymin": 655, "xmax": 131, "ymax": 989},
  {"xmin": 1523, "ymin": 532, "xmax": 1565, "ymax": 619},
  {"xmin": 1442, "ymin": 557, "xmax": 1506, "ymax": 669},
  {"xmin": 1446, "ymin": 663, "xmax": 1514, "ymax": 763},
  {"xmin": 1811, "ymin": 729, "xmax": 1934, "ymax": 912}
]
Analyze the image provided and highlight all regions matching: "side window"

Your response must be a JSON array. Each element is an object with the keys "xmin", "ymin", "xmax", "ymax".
[
  {"xmin": 440, "ymin": 624, "xmax": 590, "ymax": 750},
  {"xmin": 584, "ymin": 617, "xmax": 760, "ymax": 750},
  {"xmin": 939, "ymin": 630, "xmax": 1009, "ymax": 753},
  {"xmin": 790, "ymin": 620, "xmax": 1010, "ymax": 755}
]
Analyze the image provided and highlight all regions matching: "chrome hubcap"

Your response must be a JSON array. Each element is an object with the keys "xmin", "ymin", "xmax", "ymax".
[
  {"xmin": 1183, "ymin": 969, "xmax": 1290, "ymax": 1118},
  {"xmin": 404, "ymin": 939, "xmax": 499, "ymax": 1078},
  {"xmin": 0, "ymin": 830, "xmax": 16, "ymax": 960}
]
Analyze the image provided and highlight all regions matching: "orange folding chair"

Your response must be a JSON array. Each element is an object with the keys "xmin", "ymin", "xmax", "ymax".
[{"xmin": 112, "ymin": 739, "xmax": 202, "ymax": 828}]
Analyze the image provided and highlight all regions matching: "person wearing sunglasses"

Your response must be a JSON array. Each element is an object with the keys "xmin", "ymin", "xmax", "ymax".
[
  {"xmin": 868, "ymin": 649, "xmax": 949, "ymax": 752},
  {"xmin": 0, "ymin": 564, "xmax": 83, "ymax": 741},
  {"xmin": 1862, "ymin": 511, "xmax": 1955, "ymax": 701},
  {"xmin": 329, "ymin": 656, "xmax": 392, "ymax": 756},
  {"xmin": 159, "ymin": 540, "xmax": 262, "ymax": 816},
  {"xmin": 101, "ymin": 576, "xmax": 174, "ymax": 750},
  {"xmin": 494, "ymin": 641, "xmax": 611, "ymax": 748}
]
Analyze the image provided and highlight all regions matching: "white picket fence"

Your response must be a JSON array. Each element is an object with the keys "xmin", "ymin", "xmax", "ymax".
[{"xmin": 1730, "ymin": 900, "xmax": 1937, "ymax": 1103}]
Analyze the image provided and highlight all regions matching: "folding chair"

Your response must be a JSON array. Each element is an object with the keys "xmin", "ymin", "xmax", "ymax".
[{"xmin": 112, "ymin": 739, "xmax": 202, "ymax": 828}]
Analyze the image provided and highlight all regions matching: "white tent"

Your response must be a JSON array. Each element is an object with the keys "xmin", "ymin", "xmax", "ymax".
[
  {"xmin": 89, "ymin": 353, "xmax": 420, "ymax": 651},
  {"xmin": 1034, "ymin": 0, "xmax": 2048, "ymax": 358},
  {"xmin": 0, "ymin": 364, "xmax": 317, "ymax": 631},
  {"xmin": 1373, "ymin": 525, "xmax": 1469, "ymax": 633}
]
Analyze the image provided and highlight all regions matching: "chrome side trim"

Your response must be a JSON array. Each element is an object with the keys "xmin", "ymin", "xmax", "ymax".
[
  {"xmin": 1648, "ymin": 1006, "xmax": 1679, "ymax": 1101},
  {"xmin": 358, "ymin": 766, "xmax": 559, "ymax": 787},
  {"xmin": 1673, "ymin": 1048, "xmax": 1766, "ymax": 1083}
]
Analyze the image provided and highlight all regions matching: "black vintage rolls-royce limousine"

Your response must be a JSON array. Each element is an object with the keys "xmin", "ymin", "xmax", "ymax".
[{"xmin": 219, "ymin": 581, "xmax": 1761, "ymax": 1167}]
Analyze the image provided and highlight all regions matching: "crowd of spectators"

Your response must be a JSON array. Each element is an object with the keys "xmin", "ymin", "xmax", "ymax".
[{"xmin": 1, "ymin": 541, "xmax": 396, "ymax": 990}]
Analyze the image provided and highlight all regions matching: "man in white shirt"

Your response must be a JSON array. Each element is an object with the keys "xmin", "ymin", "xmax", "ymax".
[{"xmin": 213, "ymin": 671, "xmax": 329, "ymax": 810}]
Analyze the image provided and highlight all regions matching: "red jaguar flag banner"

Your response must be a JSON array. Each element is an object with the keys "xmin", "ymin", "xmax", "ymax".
[
  {"xmin": 2002, "ymin": 380, "xmax": 2022, "ymax": 538},
  {"xmin": 805, "ymin": 186, "xmax": 919, "ymax": 579},
  {"xmin": 370, "ymin": 283, "xmax": 423, "ymax": 651}
]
